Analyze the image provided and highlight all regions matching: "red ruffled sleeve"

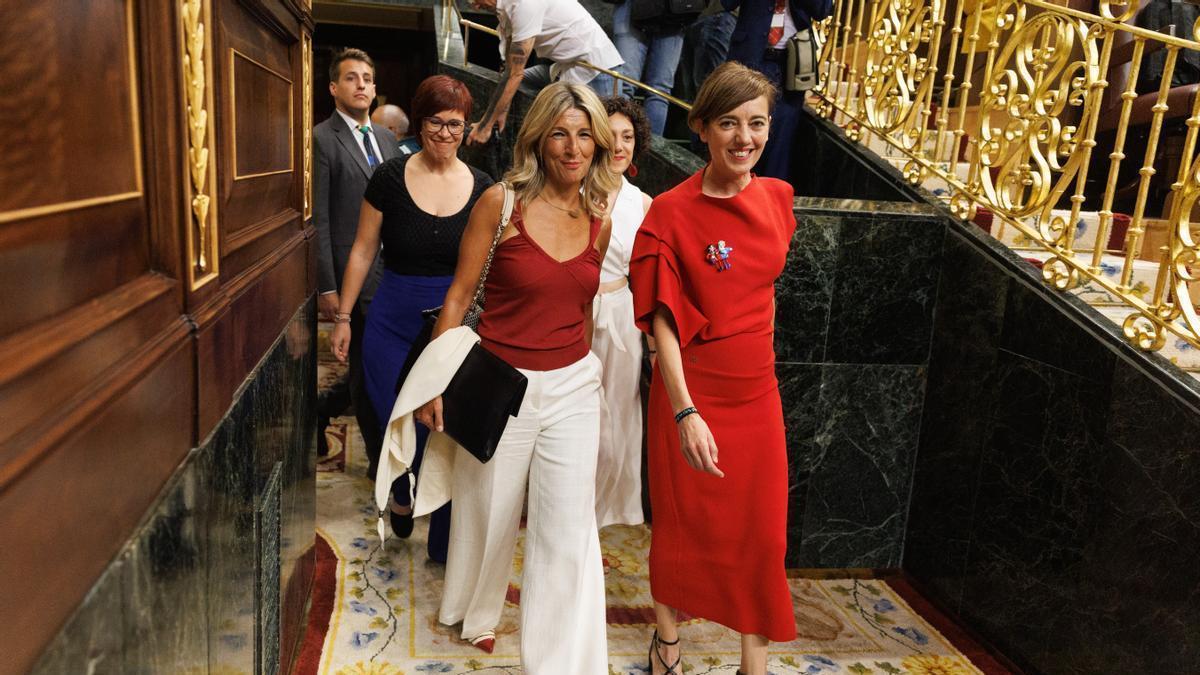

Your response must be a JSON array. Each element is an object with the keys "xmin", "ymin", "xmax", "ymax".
[
  {"xmin": 629, "ymin": 216, "xmax": 709, "ymax": 348},
  {"xmin": 767, "ymin": 177, "xmax": 798, "ymax": 244}
]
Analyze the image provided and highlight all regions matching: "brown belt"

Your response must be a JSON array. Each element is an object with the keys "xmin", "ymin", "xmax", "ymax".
[{"xmin": 598, "ymin": 278, "xmax": 628, "ymax": 294}]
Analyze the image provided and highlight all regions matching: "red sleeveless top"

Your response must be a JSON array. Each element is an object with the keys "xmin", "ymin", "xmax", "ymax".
[{"xmin": 477, "ymin": 202, "xmax": 603, "ymax": 371}]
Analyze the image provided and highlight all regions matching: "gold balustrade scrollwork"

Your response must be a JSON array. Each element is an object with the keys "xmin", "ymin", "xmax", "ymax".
[
  {"xmin": 1161, "ymin": 136, "xmax": 1200, "ymax": 345},
  {"xmin": 862, "ymin": 0, "xmax": 944, "ymax": 145},
  {"xmin": 815, "ymin": 0, "xmax": 1200, "ymax": 353}
]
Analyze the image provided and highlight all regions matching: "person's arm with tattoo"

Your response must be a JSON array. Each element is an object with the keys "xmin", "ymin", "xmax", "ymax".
[{"xmin": 467, "ymin": 37, "xmax": 534, "ymax": 145}]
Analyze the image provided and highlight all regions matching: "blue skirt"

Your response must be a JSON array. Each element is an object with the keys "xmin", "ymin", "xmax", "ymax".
[
  {"xmin": 362, "ymin": 271, "xmax": 455, "ymax": 430},
  {"xmin": 363, "ymin": 271, "xmax": 455, "ymax": 561}
]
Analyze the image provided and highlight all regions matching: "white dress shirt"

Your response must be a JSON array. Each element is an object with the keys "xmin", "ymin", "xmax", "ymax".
[{"xmin": 336, "ymin": 108, "xmax": 384, "ymax": 165}]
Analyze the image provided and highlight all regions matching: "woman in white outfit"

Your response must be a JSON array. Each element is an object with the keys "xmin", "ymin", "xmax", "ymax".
[
  {"xmin": 593, "ymin": 97, "xmax": 654, "ymax": 529},
  {"xmin": 414, "ymin": 82, "xmax": 618, "ymax": 673}
]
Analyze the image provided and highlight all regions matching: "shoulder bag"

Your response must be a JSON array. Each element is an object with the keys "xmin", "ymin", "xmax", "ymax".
[
  {"xmin": 785, "ymin": 27, "xmax": 822, "ymax": 92},
  {"xmin": 395, "ymin": 183, "xmax": 526, "ymax": 463}
]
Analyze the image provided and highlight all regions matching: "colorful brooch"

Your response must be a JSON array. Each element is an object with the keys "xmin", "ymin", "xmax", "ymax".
[{"xmin": 705, "ymin": 240, "xmax": 733, "ymax": 272}]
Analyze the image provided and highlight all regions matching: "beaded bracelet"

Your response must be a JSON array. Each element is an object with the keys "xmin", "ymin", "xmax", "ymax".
[
  {"xmin": 333, "ymin": 313, "xmax": 352, "ymax": 324},
  {"xmin": 674, "ymin": 406, "xmax": 698, "ymax": 424}
]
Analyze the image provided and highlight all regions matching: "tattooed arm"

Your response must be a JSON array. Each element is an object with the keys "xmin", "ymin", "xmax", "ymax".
[{"xmin": 467, "ymin": 37, "xmax": 534, "ymax": 145}]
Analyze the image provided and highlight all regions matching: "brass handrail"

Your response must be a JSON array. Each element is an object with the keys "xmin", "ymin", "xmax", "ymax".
[
  {"xmin": 455, "ymin": 12, "xmax": 693, "ymax": 111},
  {"xmin": 813, "ymin": 0, "xmax": 1200, "ymax": 353}
]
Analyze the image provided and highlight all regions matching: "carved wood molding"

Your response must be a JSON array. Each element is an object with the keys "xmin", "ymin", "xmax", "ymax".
[
  {"xmin": 303, "ymin": 31, "xmax": 312, "ymax": 220},
  {"xmin": 180, "ymin": 0, "xmax": 220, "ymax": 290},
  {"xmin": 0, "ymin": 275, "xmax": 187, "ymax": 490},
  {"xmin": 235, "ymin": 0, "xmax": 302, "ymax": 41}
]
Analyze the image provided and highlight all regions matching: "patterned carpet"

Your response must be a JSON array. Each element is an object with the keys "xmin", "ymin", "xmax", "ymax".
[{"xmin": 302, "ymin": 326, "xmax": 1000, "ymax": 675}]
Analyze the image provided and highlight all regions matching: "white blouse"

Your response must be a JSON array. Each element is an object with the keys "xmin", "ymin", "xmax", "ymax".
[{"xmin": 601, "ymin": 177, "xmax": 648, "ymax": 283}]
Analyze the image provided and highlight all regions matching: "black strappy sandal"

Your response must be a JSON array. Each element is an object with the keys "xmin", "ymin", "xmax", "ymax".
[{"xmin": 648, "ymin": 629, "xmax": 681, "ymax": 675}]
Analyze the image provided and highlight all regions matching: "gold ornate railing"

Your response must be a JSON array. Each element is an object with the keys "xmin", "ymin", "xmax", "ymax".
[
  {"xmin": 444, "ymin": 0, "xmax": 692, "ymax": 111},
  {"xmin": 813, "ymin": 0, "xmax": 1200, "ymax": 352}
]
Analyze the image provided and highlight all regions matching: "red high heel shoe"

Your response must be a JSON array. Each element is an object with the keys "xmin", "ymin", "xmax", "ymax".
[{"xmin": 469, "ymin": 631, "xmax": 495, "ymax": 654}]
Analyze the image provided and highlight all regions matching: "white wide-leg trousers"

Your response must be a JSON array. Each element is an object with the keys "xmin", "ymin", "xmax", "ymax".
[
  {"xmin": 592, "ymin": 285, "xmax": 645, "ymax": 528},
  {"xmin": 438, "ymin": 353, "xmax": 609, "ymax": 674}
]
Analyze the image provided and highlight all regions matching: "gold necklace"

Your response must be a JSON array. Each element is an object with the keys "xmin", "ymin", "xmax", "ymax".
[{"xmin": 538, "ymin": 194, "xmax": 582, "ymax": 219}]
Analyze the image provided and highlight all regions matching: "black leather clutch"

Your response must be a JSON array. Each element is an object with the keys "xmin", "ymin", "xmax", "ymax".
[
  {"xmin": 440, "ymin": 343, "xmax": 527, "ymax": 463},
  {"xmin": 395, "ymin": 317, "xmax": 527, "ymax": 463}
]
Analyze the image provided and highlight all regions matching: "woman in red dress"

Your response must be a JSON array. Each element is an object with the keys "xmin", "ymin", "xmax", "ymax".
[{"xmin": 629, "ymin": 62, "xmax": 796, "ymax": 675}]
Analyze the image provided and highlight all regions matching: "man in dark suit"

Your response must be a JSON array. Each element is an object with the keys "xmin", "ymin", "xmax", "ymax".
[
  {"xmin": 721, "ymin": 0, "xmax": 831, "ymax": 180},
  {"xmin": 313, "ymin": 47, "xmax": 399, "ymax": 477}
]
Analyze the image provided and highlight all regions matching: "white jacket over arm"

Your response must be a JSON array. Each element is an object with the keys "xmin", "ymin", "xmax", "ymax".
[{"xmin": 374, "ymin": 326, "xmax": 478, "ymax": 543}]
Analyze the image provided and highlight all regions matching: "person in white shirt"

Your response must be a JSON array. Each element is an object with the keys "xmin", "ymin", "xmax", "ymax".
[
  {"xmin": 593, "ymin": 96, "xmax": 653, "ymax": 531},
  {"xmin": 466, "ymin": 0, "xmax": 623, "ymax": 146}
]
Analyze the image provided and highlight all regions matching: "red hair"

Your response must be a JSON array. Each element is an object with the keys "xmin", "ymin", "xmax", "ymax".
[{"xmin": 410, "ymin": 75, "xmax": 474, "ymax": 123}]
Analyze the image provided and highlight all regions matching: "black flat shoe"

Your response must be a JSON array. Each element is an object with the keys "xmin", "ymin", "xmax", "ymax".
[
  {"xmin": 316, "ymin": 414, "xmax": 330, "ymax": 457},
  {"xmin": 648, "ymin": 629, "xmax": 680, "ymax": 675},
  {"xmin": 389, "ymin": 509, "xmax": 413, "ymax": 538}
]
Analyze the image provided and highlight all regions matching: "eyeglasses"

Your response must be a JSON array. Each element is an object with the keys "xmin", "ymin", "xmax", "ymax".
[{"xmin": 424, "ymin": 117, "xmax": 467, "ymax": 136}]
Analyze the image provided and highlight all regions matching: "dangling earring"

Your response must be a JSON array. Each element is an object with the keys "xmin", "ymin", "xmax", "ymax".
[{"xmin": 628, "ymin": 163, "xmax": 639, "ymax": 178}]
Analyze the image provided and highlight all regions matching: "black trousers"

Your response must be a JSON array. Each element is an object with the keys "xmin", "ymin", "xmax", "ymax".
[{"xmin": 319, "ymin": 304, "xmax": 383, "ymax": 477}]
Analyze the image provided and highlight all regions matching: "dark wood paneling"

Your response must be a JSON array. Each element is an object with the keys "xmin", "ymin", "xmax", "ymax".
[
  {"xmin": 0, "ymin": 200, "xmax": 150, "ymax": 338},
  {"xmin": 0, "ymin": 3, "xmax": 198, "ymax": 670},
  {"xmin": 138, "ymin": 0, "xmax": 188, "ymax": 287},
  {"xmin": 0, "ymin": 1, "xmax": 141, "ymax": 215},
  {"xmin": 0, "ymin": 275, "xmax": 178, "ymax": 470},
  {"xmin": 0, "ymin": 0, "xmax": 315, "ymax": 668},
  {"xmin": 223, "ymin": 210, "xmax": 304, "ymax": 287},
  {"xmin": 231, "ymin": 49, "xmax": 294, "ymax": 179},
  {"xmin": 0, "ymin": 328, "xmax": 193, "ymax": 675},
  {"xmin": 214, "ymin": 0, "xmax": 302, "ymax": 283},
  {"xmin": 0, "ymin": 0, "xmax": 151, "ymax": 339},
  {"xmin": 237, "ymin": 0, "xmax": 304, "ymax": 42},
  {"xmin": 197, "ymin": 231, "xmax": 309, "ymax": 435},
  {"xmin": 193, "ymin": 0, "xmax": 312, "ymax": 440}
]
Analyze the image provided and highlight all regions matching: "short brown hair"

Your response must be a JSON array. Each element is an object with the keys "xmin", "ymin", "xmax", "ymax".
[
  {"xmin": 329, "ymin": 47, "xmax": 375, "ymax": 82},
  {"xmin": 687, "ymin": 61, "xmax": 778, "ymax": 132},
  {"xmin": 602, "ymin": 96, "xmax": 651, "ymax": 162},
  {"xmin": 410, "ymin": 74, "xmax": 475, "ymax": 125}
]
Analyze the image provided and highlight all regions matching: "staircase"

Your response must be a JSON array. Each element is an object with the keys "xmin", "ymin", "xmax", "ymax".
[{"xmin": 857, "ymin": 127, "xmax": 1200, "ymax": 383}]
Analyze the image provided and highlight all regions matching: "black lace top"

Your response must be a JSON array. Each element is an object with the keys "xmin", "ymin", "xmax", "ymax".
[{"xmin": 363, "ymin": 155, "xmax": 494, "ymax": 276}]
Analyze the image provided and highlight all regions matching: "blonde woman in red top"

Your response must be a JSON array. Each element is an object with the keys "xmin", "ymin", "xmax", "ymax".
[
  {"xmin": 415, "ymin": 82, "xmax": 618, "ymax": 673},
  {"xmin": 630, "ymin": 62, "xmax": 797, "ymax": 675}
]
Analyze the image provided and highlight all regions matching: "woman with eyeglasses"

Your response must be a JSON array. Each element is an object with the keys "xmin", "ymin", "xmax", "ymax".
[{"xmin": 331, "ymin": 74, "xmax": 492, "ymax": 564}]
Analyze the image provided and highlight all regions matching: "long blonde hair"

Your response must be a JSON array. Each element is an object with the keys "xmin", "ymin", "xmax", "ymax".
[{"xmin": 503, "ymin": 82, "xmax": 619, "ymax": 219}]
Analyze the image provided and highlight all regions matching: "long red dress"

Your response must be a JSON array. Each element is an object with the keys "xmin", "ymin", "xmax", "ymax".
[{"xmin": 629, "ymin": 169, "xmax": 797, "ymax": 642}]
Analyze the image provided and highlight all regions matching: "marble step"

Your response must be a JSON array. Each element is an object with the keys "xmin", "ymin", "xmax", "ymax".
[
  {"xmin": 882, "ymin": 156, "xmax": 971, "ymax": 198},
  {"xmin": 1092, "ymin": 306, "xmax": 1200, "ymax": 373},
  {"xmin": 1018, "ymin": 249, "xmax": 1161, "ymax": 307},
  {"xmin": 986, "ymin": 209, "xmax": 1132, "ymax": 256},
  {"xmin": 867, "ymin": 128, "xmax": 959, "ymax": 164},
  {"xmin": 1016, "ymin": 251, "xmax": 1200, "ymax": 370}
]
